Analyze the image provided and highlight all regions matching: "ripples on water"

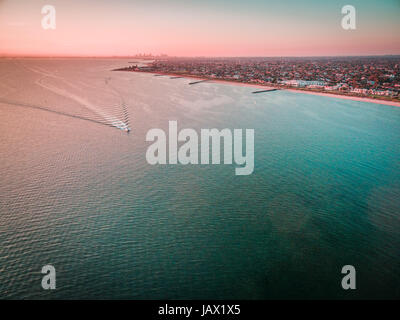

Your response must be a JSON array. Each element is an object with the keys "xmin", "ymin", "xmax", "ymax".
[{"xmin": 0, "ymin": 59, "xmax": 399, "ymax": 299}]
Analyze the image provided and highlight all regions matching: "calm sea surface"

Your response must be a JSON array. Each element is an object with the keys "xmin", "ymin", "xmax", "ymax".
[{"xmin": 0, "ymin": 59, "xmax": 399, "ymax": 299}]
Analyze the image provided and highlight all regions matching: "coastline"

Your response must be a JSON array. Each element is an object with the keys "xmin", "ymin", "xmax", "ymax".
[
  {"xmin": 285, "ymin": 89, "xmax": 400, "ymax": 107},
  {"xmin": 116, "ymin": 69, "xmax": 400, "ymax": 108}
]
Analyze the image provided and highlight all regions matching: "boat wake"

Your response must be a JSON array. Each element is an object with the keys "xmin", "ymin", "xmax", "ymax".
[
  {"xmin": 0, "ymin": 97, "xmax": 115, "ymax": 129},
  {"xmin": 14, "ymin": 63, "xmax": 131, "ymax": 133}
]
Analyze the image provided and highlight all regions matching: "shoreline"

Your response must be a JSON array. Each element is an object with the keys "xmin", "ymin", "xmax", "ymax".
[
  {"xmin": 285, "ymin": 89, "xmax": 400, "ymax": 107},
  {"xmin": 116, "ymin": 69, "xmax": 400, "ymax": 107}
]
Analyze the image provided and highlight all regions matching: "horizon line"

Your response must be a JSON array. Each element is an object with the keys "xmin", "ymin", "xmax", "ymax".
[{"xmin": 1, "ymin": 54, "xmax": 400, "ymax": 59}]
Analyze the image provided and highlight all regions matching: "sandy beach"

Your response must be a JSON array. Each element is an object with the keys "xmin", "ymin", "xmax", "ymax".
[
  {"xmin": 285, "ymin": 89, "xmax": 400, "ymax": 108},
  {"xmin": 127, "ymin": 70, "xmax": 400, "ymax": 108},
  {"xmin": 131, "ymin": 70, "xmax": 277, "ymax": 90}
]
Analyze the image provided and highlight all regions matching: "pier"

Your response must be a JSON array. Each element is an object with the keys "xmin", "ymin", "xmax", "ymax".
[
  {"xmin": 252, "ymin": 88, "xmax": 279, "ymax": 94},
  {"xmin": 189, "ymin": 80, "xmax": 209, "ymax": 85}
]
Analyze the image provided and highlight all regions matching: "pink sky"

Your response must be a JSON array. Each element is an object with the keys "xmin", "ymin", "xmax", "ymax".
[{"xmin": 1, "ymin": 0, "xmax": 399, "ymax": 57}]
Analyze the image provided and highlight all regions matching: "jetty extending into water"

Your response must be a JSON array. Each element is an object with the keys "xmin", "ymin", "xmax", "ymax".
[
  {"xmin": 189, "ymin": 80, "xmax": 210, "ymax": 85},
  {"xmin": 252, "ymin": 88, "xmax": 280, "ymax": 94}
]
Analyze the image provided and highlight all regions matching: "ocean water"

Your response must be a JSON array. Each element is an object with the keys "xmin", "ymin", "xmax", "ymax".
[{"xmin": 0, "ymin": 59, "xmax": 399, "ymax": 299}]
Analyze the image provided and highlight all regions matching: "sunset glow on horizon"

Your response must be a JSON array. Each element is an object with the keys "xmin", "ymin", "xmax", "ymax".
[{"xmin": 1, "ymin": 0, "xmax": 400, "ymax": 57}]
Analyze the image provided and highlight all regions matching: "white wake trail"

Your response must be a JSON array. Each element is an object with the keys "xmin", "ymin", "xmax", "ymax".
[{"xmin": 21, "ymin": 63, "xmax": 131, "ymax": 132}]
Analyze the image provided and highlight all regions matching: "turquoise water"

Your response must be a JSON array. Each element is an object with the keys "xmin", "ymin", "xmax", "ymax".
[{"xmin": 0, "ymin": 59, "xmax": 399, "ymax": 299}]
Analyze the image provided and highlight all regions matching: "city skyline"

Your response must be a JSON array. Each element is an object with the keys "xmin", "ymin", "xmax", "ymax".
[{"xmin": 1, "ymin": 0, "xmax": 400, "ymax": 57}]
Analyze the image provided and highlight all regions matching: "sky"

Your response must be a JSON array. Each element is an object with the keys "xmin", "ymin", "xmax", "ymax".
[{"xmin": 1, "ymin": 0, "xmax": 400, "ymax": 57}]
